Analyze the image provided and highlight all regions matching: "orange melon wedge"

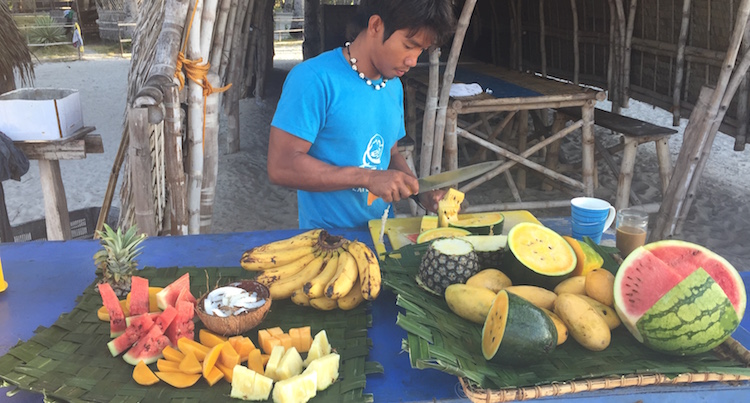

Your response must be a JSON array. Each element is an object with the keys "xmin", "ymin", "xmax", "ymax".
[{"xmin": 133, "ymin": 360, "xmax": 160, "ymax": 386}]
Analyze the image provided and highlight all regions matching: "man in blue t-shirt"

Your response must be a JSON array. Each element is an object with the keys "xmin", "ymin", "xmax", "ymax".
[{"xmin": 268, "ymin": 0, "xmax": 456, "ymax": 229}]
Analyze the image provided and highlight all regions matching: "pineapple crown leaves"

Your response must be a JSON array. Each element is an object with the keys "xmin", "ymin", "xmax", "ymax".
[{"xmin": 93, "ymin": 223, "xmax": 147, "ymax": 273}]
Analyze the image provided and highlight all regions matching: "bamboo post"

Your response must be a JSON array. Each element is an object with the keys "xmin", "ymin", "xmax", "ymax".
[
  {"xmin": 186, "ymin": 0, "xmax": 204, "ymax": 234},
  {"xmin": 209, "ymin": 0, "xmax": 233, "ymax": 74},
  {"xmin": 653, "ymin": 0, "xmax": 750, "ymax": 240},
  {"xmin": 539, "ymin": 0, "xmax": 547, "ymax": 78},
  {"xmin": 570, "ymin": 0, "xmax": 580, "ymax": 85},
  {"xmin": 672, "ymin": 0, "xmax": 692, "ymax": 126},
  {"xmin": 607, "ymin": 0, "xmax": 618, "ymax": 108},
  {"xmin": 429, "ymin": 0, "xmax": 477, "ymax": 176},
  {"xmin": 225, "ymin": 0, "xmax": 254, "ymax": 154},
  {"xmin": 163, "ymin": 84, "xmax": 188, "ymax": 235},
  {"xmin": 445, "ymin": 109, "xmax": 459, "ymax": 172},
  {"xmin": 622, "ymin": 0, "xmax": 637, "ymax": 108},
  {"xmin": 128, "ymin": 107, "xmax": 157, "ymax": 236},
  {"xmin": 419, "ymin": 47, "xmax": 440, "ymax": 177},
  {"xmin": 516, "ymin": 110, "xmax": 529, "ymax": 191},
  {"xmin": 219, "ymin": 0, "xmax": 239, "ymax": 81},
  {"xmin": 254, "ymin": 0, "xmax": 275, "ymax": 101},
  {"xmin": 580, "ymin": 99, "xmax": 596, "ymax": 196},
  {"xmin": 613, "ymin": 0, "xmax": 627, "ymax": 113},
  {"xmin": 735, "ymin": 25, "xmax": 750, "ymax": 151}
]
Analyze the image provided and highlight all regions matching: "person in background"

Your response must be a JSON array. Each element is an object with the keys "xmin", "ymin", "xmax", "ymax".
[{"xmin": 267, "ymin": 0, "xmax": 456, "ymax": 229}]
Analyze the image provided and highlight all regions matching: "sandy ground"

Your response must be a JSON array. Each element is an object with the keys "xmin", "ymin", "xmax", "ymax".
[{"xmin": 5, "ymin": 44, "xmax": 750, "ymax": 270}]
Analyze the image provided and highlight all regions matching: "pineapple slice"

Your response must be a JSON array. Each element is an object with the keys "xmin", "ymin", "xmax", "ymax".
[
  {"xmin": 275, "ymin": 347, "xmax": 303, "ymax": 381},
  {"xmin": 303, "ymin": 353, "xmax": 340, "ymax": 391},
  {"xmin": 303, "ymin": 330, "xmax": 331, "ymax": 367},
  {"xmin": 437, "ymin": 188, "xmax": 465, "ymax": 227},
  {"xmin": 264, "ymin": 345, "xmax": 285, "ymax": 381},
  {"xmin": 272, "ymin": 370, "xmax": 317, "ymax": 403},
  {"xmin": 230, "ymin": 365, "xmax": 273, "ymax": 401}
]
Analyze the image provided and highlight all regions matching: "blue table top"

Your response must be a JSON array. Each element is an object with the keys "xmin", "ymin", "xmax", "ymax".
[{"xmin": 1, "ymin": 220, "xmax": 749, "ymax": 402}]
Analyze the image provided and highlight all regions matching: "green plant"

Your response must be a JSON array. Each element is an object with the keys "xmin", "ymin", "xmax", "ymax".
[{"xmin": 27, "ymin": 15, "xmax": 65, "ymax": 44}]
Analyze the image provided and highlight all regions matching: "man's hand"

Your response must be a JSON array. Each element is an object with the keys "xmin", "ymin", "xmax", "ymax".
[
  {"xmin": 366, "ymin": 169, "xmax": 419, "ymax": 203},
  {"xmin": 418, "ymin": 189, "xmax": 447, "ymax": 213}
]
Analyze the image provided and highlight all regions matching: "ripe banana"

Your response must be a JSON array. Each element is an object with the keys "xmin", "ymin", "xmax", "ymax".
[
  {"xmin": 325, "ymin": 250, "xmax": 358, "ymax": 299},
  {"xmin": 309, "ymin": 296, "xmax": 338, "ymax": 311},
  {"xmin": 337, "ymin": 279, "xmax": 365, "ymax": 310},
  {"xmin": 348, "ymin": 241, "xmax": 382, "ymax": 300},
  {"xmin": 291, "ymin": 288, "xmax": 311, "ymax": 307},
  {"xmin": 268, "ymin": 254, "xmax": 327, "ymax": 299},
  {"xmin": 248, "ymin": 229, "xmax": 323, "ymax": 254},
  {"xmin": 241, "ymin": 244, "xmax": 317, "ymax": 271},
  {"xmin": 303, "ymin": 251, "xmax": 340, "ymax": 298},
  {"xmin": 255, "ymin": 253, "xmax": 316, "ymax": 286}
]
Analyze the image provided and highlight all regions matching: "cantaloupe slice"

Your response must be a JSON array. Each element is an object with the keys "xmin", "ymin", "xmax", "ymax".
[
  {"xmin": 277, "ymin": 333, "xmax": 293, "ymax": 350},
  {"xmin": 266, "ymin": 327, "xmax": 284, "ymax": 337},
  {"xmin": 202, "ymin": 343, "xmax": 224, "ymax": 378},
  {"xmin": 215, "ymin": 362, "xmax": 235, "ymax": 383},
  {"xmin": 179, "ymin": 350, "xmax": 202, "ymax": 375},
  {"xmin": 289, "ymin": 328, "xmax": 301, "ymax": 351},
  {"xmin": 204, "ymin": 366, "xmax": 224, "ymax": 387},
  {"xmin": 161, "ymin": 345, "xmax": 185, "ymax": 362},
  {"xmin": 261, "ymin": 354, "xmax": 270, "ymax": 367},
  {"xmin": 247, "ymin": 348, "xmax": 264, "ymax": 375},
  {"xmin": 296, "ymin": 326, "xmax": 313, "ymax": 353},
  {"xmin": 219, "ymin": 341, "xmax": 241, "ymax": 368},
  {"xmin": 258, "ymin": 329, "xmax": 282, "ymax": 354},
  {"xmin": 155, "ymin": 371, "xmax": 201, "ymax": 388},
  {"xmin": 199, "ymin": 329, "xmax": 228, "ymax": 348},
  {"xmin": 178, "ymin": 338, "xmax": 210, "ymax": 361},
  {"xmin": 228, "ymin": 336, "xmax": 256, "ymax": 361},
  {"xmin": 133, "ymin": 360, "xmax": 160, "ymax": 386},
  {"xmin": 157, "ymin": 359, "xmax": 181, "ymax": 373}
]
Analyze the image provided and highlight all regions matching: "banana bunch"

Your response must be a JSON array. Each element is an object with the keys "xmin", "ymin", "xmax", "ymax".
[{"xmin": 241, "ymin": 229, "xmax": 381, "ymax": 311}]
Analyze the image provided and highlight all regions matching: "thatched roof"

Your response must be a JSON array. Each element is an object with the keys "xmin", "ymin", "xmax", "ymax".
[{"xmin": 0, "ymin": 2, "xmax": 34, "ymax": 93}]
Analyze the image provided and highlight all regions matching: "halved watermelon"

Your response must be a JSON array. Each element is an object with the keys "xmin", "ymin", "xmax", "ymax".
[
  {"xmin": 98, "ymin": 283, "xmax": 128, "ymax": 337},
  {"xmin": 128, "ymin": 276, "xmax": 150, "ymax": 316},
  {"xmin": 614, "ymin": 240, "xmax": 746, "ymax": 355},
  {"xmin": 107, "ymin": 313, "xmax": 155, "ymax": 357},
  {"xmin": 156, "ymin": 273, "xmax": 192, "ymax": 310},
  {"xmin": 165, "ymin": 300, "xmax": 196, "ymax": 346},
  {"xmin": 123, "ymin": 325, "xmax": 171, "ymax": 365}
]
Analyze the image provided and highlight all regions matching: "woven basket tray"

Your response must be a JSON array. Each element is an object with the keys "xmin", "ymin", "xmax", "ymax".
[{"xmin": 381, "ymin": 243, "xmax": 750, "ymax": 402}]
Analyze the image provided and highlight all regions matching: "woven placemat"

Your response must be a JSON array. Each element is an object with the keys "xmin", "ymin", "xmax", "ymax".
[
  {"xmin": 382, "ymin": 244, "xmax": 750, "ymax": 401},
  {"xmin": 0, "ymin": 266, "xmax": 382, "ymax": 402}
]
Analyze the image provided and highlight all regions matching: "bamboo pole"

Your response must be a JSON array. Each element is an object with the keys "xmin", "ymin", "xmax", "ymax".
[
  {"xmin": 622, "ymin": 0, "xmax": 637, "ymax": 108},
  {"xmin": 186, "ymin": 0, "xmax": 204, "ymax": 234},
  {"xmin": 672, "ymin": 0, "xmax": 692, "ymax": 126},
  {"xmin": 735, "ymin": 25, "xmax": 750, "ymax": 151},
  {"xmin": 539, "ymin": 0, "xmax": 547, "ymax": 78},
  {"xmin": 429, "ymin": 0, "xmax": 477, "ymax": 176},
  {"xmin": 419, "ymin": 47, "xmax": 440, "ymax": 177},
  {"xmin": 163, "ymin": 84, "xmax": 187, "ymax": 235},
  {"xmin": 463, "ymin": 199, "xmax": 572, "ymax": 213},
  {"xmin": 570, "ymin": 0, "xmax": 580, "ymax": 85},
  {"xmin": 225, "ymin": 0, "xmax": 254, "ymax": 154},
  {"xmin": 607, "ymin": 0, "xmax": 617, "ymax": 104},
  {"xmin": 652, "ymin": 0, "xmax": 750, "ymax": 240},
  {"xmin": 129, "ymin": 107, "xmax": 157, "ymax": 236},
  {"xmin": 254, "ymin": 0, "xmax": 275, "ymax": 101},
  {"xmin": 219, "ymin": 0, "xmax": 239, "ymax": 81},
  {"xmin": 209, "ymin": 0, "xmax": 233, "ymax": 74},
  {"xmin": 244, "ymin": 0, "xmax": 264, "ymax": 97}
]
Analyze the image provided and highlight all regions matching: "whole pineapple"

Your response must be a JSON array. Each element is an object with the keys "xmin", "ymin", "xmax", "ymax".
[
  {"xmin": 417, "ymin": 238, "xmax": 479, "ymax": 295},
  {"xmin": 94, "ymin": 224, "xmax": 147, "ymax": 297}
]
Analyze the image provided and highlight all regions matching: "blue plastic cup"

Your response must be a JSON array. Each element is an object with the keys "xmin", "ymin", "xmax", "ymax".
[
  {"xmin": 571, "ymin": 197, "xmax": 616, "ymax": 244},
  {"xmin": 571, "ymin": 219, "xmax": 607, "ymax": 244}
]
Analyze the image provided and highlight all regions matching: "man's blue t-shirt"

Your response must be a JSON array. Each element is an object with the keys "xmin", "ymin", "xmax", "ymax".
[{"xmin": 271, "ymin": 48, "xmax": 406, "ymax": 229}]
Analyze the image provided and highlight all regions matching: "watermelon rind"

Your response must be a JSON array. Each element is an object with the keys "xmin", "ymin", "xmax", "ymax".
[
  {"xmin": 107, "ymin": 313, "xmax": 155, "ymax": 357},
  {"xmin": 123, "ymin": 325, "xmax": 170, "ymax": 366},
  {"xmin": 155, "ymin": 273, "xmax": 191, "ymax": 310},
  {"xmin": 98, "ymin": 283, "xmax": 128, "ymax": 338},
  {"xmin": 636, "ymin": 268, "xmax": 739, "ymax": 355}
]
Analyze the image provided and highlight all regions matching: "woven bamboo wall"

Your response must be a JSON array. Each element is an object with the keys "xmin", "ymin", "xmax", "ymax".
[{"xmin": 465, "ymin": 0, "xmax": 749, "ymax": 146}]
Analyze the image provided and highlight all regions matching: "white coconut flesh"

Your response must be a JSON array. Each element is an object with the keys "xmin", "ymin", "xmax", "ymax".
[
  {"xmin": 459, "ymin": 235, "xmax": 507, "ymax": 252},
  {"xmin": 432, "ymin": 238, "xmax": 474, "ymax": 255},
  {"xmin": 204, "ymin": 286, "xmax": 266, "ymax": 317}
]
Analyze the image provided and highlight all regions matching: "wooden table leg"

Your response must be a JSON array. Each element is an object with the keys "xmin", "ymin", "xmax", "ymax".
[
  {"xmin": 516, "ymin": 110, "xmax": 529, "ymax": 191},
  {"xmin": 615, "ymin": 137, "xmax": 638, "ymax": 211},
  {"xmin": 542, "ymin": 112, "xmax": 567, "ymax": 191},
  {"xmin": 580, "ymin": 100, "xmax": 596, "ymax": 196},
  {"xmin": 38, "ymin": 159, "xmax": 72, "ymax": 241},
  {"xmin": 444, "ymin": 108, "xmax": 459, "ymax": 172},
  {"xmin": 655, "ymin": 137, "xmax": 672, "ymax": 193}
]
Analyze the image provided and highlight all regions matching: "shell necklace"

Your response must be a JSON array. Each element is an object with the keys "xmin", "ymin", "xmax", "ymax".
[{"xmin": 345, "ymin": 42, "xmax": 388, "ymax": 90}]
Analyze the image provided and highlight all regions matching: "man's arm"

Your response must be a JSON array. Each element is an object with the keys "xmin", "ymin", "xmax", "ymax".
[{"xmin": 268, "ymin": 127, "xmax": 419, "ymax": 203}]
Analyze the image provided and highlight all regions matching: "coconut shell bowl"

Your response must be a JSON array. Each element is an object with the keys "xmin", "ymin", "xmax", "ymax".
[{"xmin": 195, "ymin": 280, "xmax": 272, "ymax": 336}]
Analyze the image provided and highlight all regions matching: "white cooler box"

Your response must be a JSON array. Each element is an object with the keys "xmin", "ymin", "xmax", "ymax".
[{"xmin": 0, "ymin": 88, "xmax": 84, "ymax": 141}]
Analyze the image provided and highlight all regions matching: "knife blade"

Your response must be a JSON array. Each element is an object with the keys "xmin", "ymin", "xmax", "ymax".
[{"xmin": 416, "ymin": 160, "xmax": 503, "ymax": 194}]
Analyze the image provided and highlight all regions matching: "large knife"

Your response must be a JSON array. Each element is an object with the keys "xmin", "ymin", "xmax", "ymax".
[{"xmin": 367, "ymin": 160, "xmax": 503, "ymax": 205}]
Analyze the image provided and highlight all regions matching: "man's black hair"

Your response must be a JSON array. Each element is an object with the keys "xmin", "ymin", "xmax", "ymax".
[{"xmin": 349, "ymin": 0, "xmax": 456, "ymax": 46}]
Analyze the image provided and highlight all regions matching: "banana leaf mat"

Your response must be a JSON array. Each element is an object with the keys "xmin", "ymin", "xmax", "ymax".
[
  {"xmin": 381, "ymin": 244, "xmax": 750, "ymax": 401},
  {"xmin": 0, "ymin": 266, "xmax": 382, "ymax": 403}
]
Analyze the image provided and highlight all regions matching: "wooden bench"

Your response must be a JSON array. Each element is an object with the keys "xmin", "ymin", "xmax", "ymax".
[{"xmin": 556, "ymin": 107, "xmax": 678, "ymax": 211}]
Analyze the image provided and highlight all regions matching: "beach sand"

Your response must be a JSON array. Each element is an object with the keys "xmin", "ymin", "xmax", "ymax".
[{"xmin": 6, "ymin": 44, "xmax": 750, "ymax": 270}]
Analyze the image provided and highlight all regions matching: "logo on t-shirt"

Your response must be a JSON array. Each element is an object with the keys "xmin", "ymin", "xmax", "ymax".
[{"xmin": 354, "ymin": 134, "xmax": 385, "ymax": 193}]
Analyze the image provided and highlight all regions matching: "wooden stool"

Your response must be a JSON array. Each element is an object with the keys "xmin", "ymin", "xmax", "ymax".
[
  {"xmin": 557, "ymin": 107, "xmax": 678, "ymax": 211},
  {"xmin": 397, "ymin": 138, "xmax": 419, "ymax": 216}
]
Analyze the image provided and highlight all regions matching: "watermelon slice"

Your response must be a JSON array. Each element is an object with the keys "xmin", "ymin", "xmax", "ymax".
[
  {"xmin": 156, "ymin": 273, "xmax": 192, "ymax": 310},
  {"xmin": 154, "ymin": 305, "xmax": 178, "ymax": 333},
  {"xmin": 176, "ymin": 284, "xmax": 197, "ymax": 307},
  {"xmin": 165, "ymin": 300, "xmax": 196, "ymax": 346},
  {"xmin": 128, "ymin": 276, "xmax": 150, "ymax": 316},
  {"xmin": 123, "ymin": 325, "xmax": 171, "ymax": 366},
  {"xmin": 107, "ymin": 313, "xmax": 155, "ymax": 357},
  {"xmin": 614, "ymin": 240, "xmax": 746, "ymax": 355},
  {"xmin": 98, "ymin": 283, "xmax": 128, "ymax": 337}
]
